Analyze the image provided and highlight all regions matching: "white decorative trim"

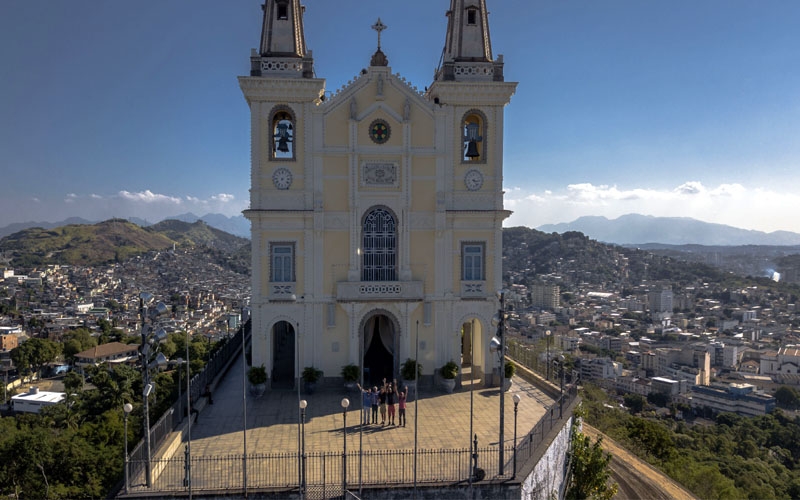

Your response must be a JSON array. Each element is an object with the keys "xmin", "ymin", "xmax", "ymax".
[
  {"xmin": 336, "ymin": 281, "xmax": 424, "ymax": 301},
  {"xmin": 461, "ymin": 281, "xmax": 487, "ymax": 298},
  {"xmin": 268, "ymin": 282, "xmax": 296, "ymax": 300},
  {"xmin": 453, "ymin": 62, "xmax": 496, "ymax": 81},
  {"xmin": 361, "ymin": 162, "xmax": 398, "ymax": 187}
]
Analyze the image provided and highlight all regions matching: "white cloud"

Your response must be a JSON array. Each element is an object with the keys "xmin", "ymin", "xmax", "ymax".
[
  {"xmin": 211, "ymin": 193, "xmax": 235, "ymax": 203},
  {"xmin": 504, "ymin": 182, "xmax": 800, "ymax": 234},
  {"xmin": 118, "ymin": 190, "xmax": 182, "ymax": 204},
  {"xmin": 0, "ymin": 190, "xmax": 248, "ymax": 227}
]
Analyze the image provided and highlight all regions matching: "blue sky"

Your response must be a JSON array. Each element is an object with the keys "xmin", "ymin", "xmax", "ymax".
[{"xmin": 1, "ymin": 1, "xmax": 799, "ymax": 233}]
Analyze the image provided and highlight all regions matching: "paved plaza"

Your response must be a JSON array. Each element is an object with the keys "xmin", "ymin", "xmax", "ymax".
[
  {"xmin": 184, "ymin": 366, "xmax": 555, "ymax": 458},
  {"xmin": 125, "ymin": 365, "xmax": 559, "ymax": 495}
]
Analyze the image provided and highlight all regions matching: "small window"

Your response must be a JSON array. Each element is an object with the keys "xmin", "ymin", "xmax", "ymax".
[
  {"xmin": 277, "ymin": 1, "xmax": 289, "ymax": 20},
  {"xmin": 462, "ymin": 243, "xmax": 485, "ymax": 281},
  {"xmin": 467, "ymin": 9, "xmax": 477, "ymax": 25},
  {"xmin": 271, "ymin": 243, "xmax": 294, "ymax": 282}
]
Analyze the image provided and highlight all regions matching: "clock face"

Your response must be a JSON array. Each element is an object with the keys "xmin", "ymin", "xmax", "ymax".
[
  {"xmin": 465, "ymin": 169, "xmax": 484, "ymax": 191},
  {"xmin": 368, "ymin": 119, "xmax": 391, "ymax": 144},
  {"xmin": 272, "ymin": 168, "xmax": 293, "ymax": 190}
]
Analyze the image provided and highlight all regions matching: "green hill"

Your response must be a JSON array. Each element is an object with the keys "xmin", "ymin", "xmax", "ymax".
[{"xmin": 0, "ymin": 218, "xmax": 248, "ymax": 268}]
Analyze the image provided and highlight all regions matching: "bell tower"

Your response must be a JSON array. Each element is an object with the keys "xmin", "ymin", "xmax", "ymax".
[
  {"xmin": 240, "ymin": 0, "xmax": 325, "ymax": 386},
  {"xmin": 435, "ymin": 0, "xmax": 504, "ymax": 82},
  {"xmin": 251, "ymin": 0, "xmax": 314, "ymax": 78}
]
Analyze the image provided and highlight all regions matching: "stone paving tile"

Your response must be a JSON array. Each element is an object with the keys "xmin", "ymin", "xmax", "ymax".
[{"xmin": 178, "ymin": 366, "xmax": 554, "ymax": 460}]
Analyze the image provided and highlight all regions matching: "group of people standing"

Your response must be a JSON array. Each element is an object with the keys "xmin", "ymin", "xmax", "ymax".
[{"xmin": 357, "ymin": 378, "xmax": 407, "ymax": 427}]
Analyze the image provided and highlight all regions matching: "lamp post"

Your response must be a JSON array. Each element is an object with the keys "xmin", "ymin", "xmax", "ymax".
[
  {"xmin": 241, "ymin": 309, "xmax": 248, "ymax": 497},
  {"xmin": 138, "ymin": 292, "xmax": 169, "ymax": 488},
  {"xmin": 184, "ymin": 329, "xmax": 192, "ymax": 499},
  {"xmin": 468, "ymin": 319, "xmax": 475, "ymax": 489},
  {"xmin": 545, "ymin": 329, "xmax": 551, "ymax": 381},
  {"xmin": 491, "ymin": 289, "xmax": 508, "ymax": 476},
  {"xmin": 123, "ymin": 403, "xmax": 133, "ymax": 494},
  {"xmin": 512, "ymin": 394, "xmax": 521, "ymax": 479},
  {"xmin": 559, "ymin": 355, "xmax": 565, "ymax": 418},
  {"xmin": 413, "ymin": 320, "xmax": 419, "ymax": 496},
  {"xmin": 300, "ymin": 399, "xmax": 307, "ymax": 499},
  {"xmin": 341, "ymin": 397, "xmax": 350, "ymax": 494}
]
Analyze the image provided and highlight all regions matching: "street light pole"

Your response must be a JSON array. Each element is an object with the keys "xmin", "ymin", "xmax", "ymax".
[
  {"xmin": 546, "ymin": 329, "xmax": 551, "ymax": 381},
  {"xmin": 413, "ymin": 320, "xmax": 419, "ymax": 495},
  {"xmin": 341, "ymin": 398, "xmax": 350, "ymax": 495},
  {"xmin": 185, "ymin": 331, "xmax": 192, "ymax": 499},
  {"xmin": 138, "ymin": 293, "xmax": 168, "ymax": 489},
  {"xmin": 300, "ymin": 399, "xmax": 307, "ymax": 499},
  {"xmin": 468, "ymin": 318, "xmax": 475, "ymax": 489},
  {"xmin": 497, "ymin": 290, "xmax": 506, "ymax": 476},
  {"xmin": 241, "ymin": 313, "xmax": 248, "ymax": 498},
  {"xmin": 559, "ymin": 355, "xmax": 565, "ymax": 418},
  {"xmin": 123, "ymin": 403, "xmax": 132, "ymax": 494},
  {"xmin": 512, "ymin": 394, "xmax": 521, "ymax": 479}
]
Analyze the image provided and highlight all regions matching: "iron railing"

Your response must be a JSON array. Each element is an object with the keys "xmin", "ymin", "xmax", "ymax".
[
  {"xmin": 127, "ymin": 321, "xmax": 249, "ymax": 482},
  {"xmin": 125, "ymin": 385, "xmax": 579, "ymax": 495}
]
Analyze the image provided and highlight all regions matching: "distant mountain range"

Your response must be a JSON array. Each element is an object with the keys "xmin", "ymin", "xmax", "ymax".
[
  {"xmin": 537, "ymin": 214, "xmax": 800, "ymax": 246},
  {"xmin": 4, "ymin": 213, "xmax": 800, "ymax": 247},
  {"xmin": 0, "ymin": 213, "xmax": 250, "ymax": 239}
]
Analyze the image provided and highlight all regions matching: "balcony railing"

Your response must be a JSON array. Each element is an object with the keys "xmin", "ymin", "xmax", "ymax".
[{"xmin": 336, "ymin": 281, "xmax": 424, "ymax": 301}]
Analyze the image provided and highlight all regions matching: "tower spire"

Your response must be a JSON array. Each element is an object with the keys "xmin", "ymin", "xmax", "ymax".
[
  {"xmin": 250, "ymin": 0, "xmax": 314, "ymax": 78},
  {"xmin": 435, "ymin": 0, "xmax": 503, "ymax": 82}
]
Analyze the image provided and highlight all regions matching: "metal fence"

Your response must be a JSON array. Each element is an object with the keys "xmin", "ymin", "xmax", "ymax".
[
  {"xmin": 128, "ymin": 321, "xmax": 249, "ymax": 476},
  {"xmin": 126, "ymin": 385, "xmax": 579, "ymax": 497},
  {"xmin": 128, "ymin": 445, "xmax": 511, "ymax": 495}
]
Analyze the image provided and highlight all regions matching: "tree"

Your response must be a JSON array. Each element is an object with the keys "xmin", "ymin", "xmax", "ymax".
[
  {"xmin": 623, "ymin": 393, "xmax": 645, "ymax": 414},
  {"xmin": 775, "ymin": 385, "xmax": 800, "ymax": 410},
  {"xmin": 10, "ymin": 338, "xmax": 61, "ymax": 381},
  {"xmin": 566, "ymin": 428, "xmax": 618, "ymax": 500},
  {"xmin": 64, "ymin": 371, "xmax": 84, "ymax": 395}
]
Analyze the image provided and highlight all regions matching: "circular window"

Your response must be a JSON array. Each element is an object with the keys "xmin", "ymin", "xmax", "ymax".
[{"xmin": 368, "ymin": 119, "xmax": 391, "ymax": 144}]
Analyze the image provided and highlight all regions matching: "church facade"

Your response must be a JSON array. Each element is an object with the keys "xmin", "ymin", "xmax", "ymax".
[{"xmin": 240, "ymin": 0, "xmax": 516, "ymax": 389}]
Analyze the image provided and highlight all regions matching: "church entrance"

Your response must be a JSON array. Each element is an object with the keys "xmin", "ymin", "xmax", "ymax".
[
  {"xmin": 271, "ymin": 321, "xmax": 295, "ymax": 389},
  {"xmin": 362, "ymin": 314, "xmax": 396, "ymax": 387}
]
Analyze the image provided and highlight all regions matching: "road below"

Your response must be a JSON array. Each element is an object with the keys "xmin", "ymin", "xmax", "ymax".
[{"xmin": 583, "ymin": 424, "xmax": 695, "ymax": 500}]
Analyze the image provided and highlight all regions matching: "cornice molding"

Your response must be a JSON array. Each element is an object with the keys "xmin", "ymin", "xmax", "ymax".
[
  {"xmin": 426, "ymin": 81, "xmax": 517, "ymax": 106},
  {"xmin": 239, "ymin": 76, "xmax": 325, "ymax": 103}
]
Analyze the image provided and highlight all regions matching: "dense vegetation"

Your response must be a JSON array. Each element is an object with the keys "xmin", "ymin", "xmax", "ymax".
[
  {"xmin": 0, "ymin": 331, "xmax": 218, "ymax": 498},
  {"xmin": 582, "ymin": 384, "xmax": 800, "ymax": 499}
]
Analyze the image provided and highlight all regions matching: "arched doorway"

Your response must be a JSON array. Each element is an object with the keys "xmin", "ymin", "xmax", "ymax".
[
  {"xmin": 362, "ymin": 314, "xmax": 397, "ymax": 387},
  {"xmin": 271, "ymin": 321, "xmax": 295, "ymax": 389}
]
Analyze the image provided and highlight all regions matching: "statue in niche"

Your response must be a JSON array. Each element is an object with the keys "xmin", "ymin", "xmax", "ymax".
[
  {"xmin": 350, "ymin": 98, "xmax": 357, "ymax": 120},
  {"xmin": 376, "ymin": 76, "xmax": 384, "ymax": 97},
  {"xmin": 404, "ymin": 98, "xmax": 411, "ymax": 121}
]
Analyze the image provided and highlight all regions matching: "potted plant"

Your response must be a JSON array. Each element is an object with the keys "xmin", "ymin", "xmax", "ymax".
[
  {"xmin": 503, "ymin": 361, "xmax": 516, "ymax": 392},
  {"xmin": 302, "ymin": 366, "xmax": 323, "ymax": 394},
  {"xmin": 401, "ymin": 358, "xmax": 422, "ymax": 399},
  {"xmin": 341, "ymin": 363, "xmax": 360, "ymax": 392},
  {"xmin": 440, "ymin": 360, "xmax": 458, "ymax": 393},
  {"xmin": 248, "ymin": 365, "xmax": 267, "ymax": 398}
]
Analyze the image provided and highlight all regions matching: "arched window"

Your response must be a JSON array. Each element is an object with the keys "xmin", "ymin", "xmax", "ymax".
[
  {"xmin": 270, "ymin": 106, "xmax": 295, "ymax": 160},
  {"xmin": 362, "ymin": 208, "xmax": 397, "ymax": 281},
  {"xmin": 462, "ymin": 110, "xmax": 486, "ymax": 163}
]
